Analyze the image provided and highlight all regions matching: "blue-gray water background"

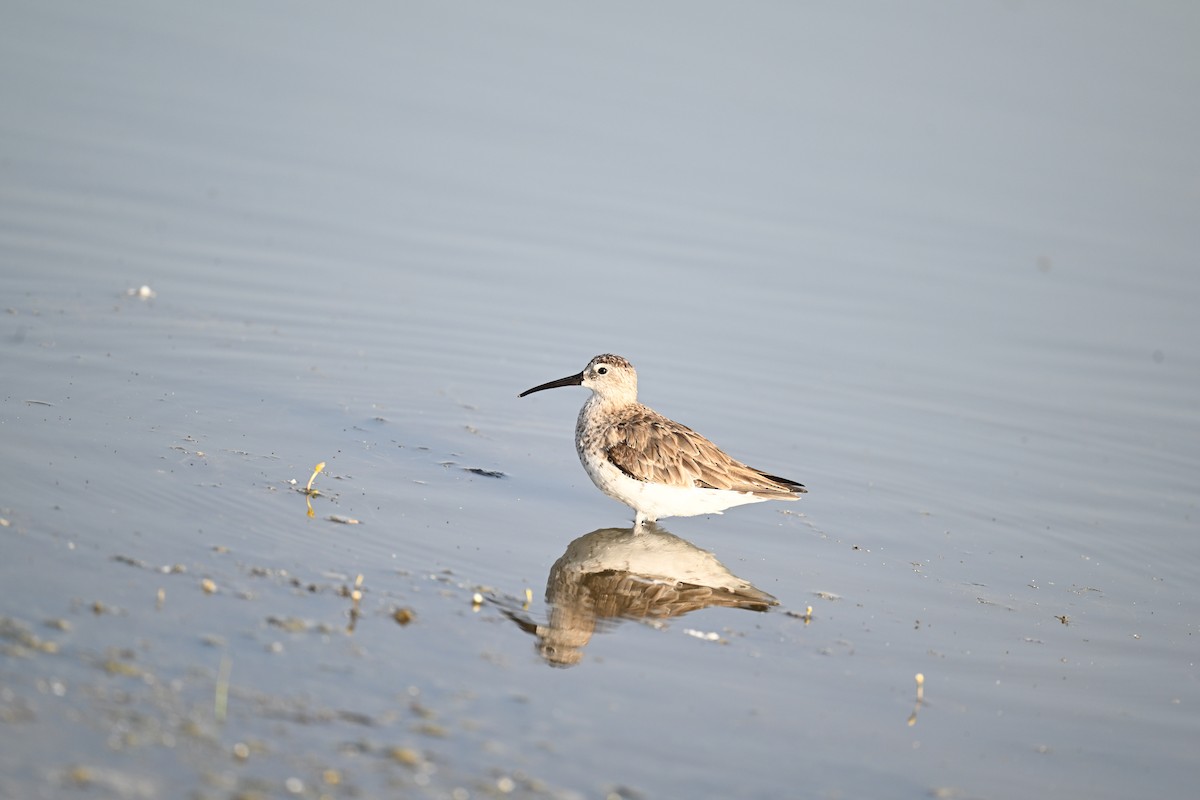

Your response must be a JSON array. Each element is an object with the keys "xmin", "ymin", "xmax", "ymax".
[{"xmin": 2, "ymin": 2, "xmax": 1198, "ymax": 798}]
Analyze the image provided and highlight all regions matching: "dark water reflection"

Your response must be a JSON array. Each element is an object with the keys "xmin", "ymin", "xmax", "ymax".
[{"xmin": 506, "ymin": 524, "xmax": 776, "ymax": 667}]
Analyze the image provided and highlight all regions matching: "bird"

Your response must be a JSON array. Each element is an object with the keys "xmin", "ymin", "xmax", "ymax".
[{"xmin": 519, "ymin": 354, "xmax": 806, "ymax": 526}]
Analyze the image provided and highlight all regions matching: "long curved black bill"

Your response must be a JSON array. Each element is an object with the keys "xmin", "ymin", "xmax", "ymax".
[{"xmin": 519, "ymin": 371, "xmax": 584, "ymax": 398}]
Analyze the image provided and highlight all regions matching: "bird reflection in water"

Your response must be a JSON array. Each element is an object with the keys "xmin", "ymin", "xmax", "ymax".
[{"xmin": 504, "ymin": 524, "xmax": 777, "ymax": 668}]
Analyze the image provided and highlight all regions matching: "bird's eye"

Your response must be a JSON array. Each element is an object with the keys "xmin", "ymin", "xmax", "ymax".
[{"xmin": 596, "ymin": 366, "xmax": 608, "ymax": 375}]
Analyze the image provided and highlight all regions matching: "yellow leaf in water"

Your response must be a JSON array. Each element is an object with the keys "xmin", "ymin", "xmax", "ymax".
[{"xmin": 306, "ymin": 462, "xmax": 326, "ymax": 493}]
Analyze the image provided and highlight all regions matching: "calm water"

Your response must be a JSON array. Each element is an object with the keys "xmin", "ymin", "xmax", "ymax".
[{"xmin": 3, "ymin": 2, "xmax": 1198, "ymax": 798}]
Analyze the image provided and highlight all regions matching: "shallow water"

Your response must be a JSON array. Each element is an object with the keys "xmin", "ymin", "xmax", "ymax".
[{"xmin": 3, "ymin": 2, "xmax": 1199, "ymax": 798}]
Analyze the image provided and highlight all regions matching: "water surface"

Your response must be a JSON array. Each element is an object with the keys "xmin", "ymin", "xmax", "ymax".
[{"xmin": 2, "ymin": 2, "xmax": 1198, "ymax": 798}]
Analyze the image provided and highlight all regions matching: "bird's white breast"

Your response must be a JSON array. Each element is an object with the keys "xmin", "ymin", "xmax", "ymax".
[{"xmin": 575, "ymin": 428, "xmax": 768, "ymax": 520}]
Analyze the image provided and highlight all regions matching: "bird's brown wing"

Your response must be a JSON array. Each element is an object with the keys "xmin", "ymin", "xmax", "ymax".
[{"xmin": 601, "ymin": 409, "xmax": 804, "ymax": 496}]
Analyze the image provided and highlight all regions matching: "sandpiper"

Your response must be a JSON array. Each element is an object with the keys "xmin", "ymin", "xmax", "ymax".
[{"xmin": 519, "ymin": 354, "xmax": 806, "ymax": 525}]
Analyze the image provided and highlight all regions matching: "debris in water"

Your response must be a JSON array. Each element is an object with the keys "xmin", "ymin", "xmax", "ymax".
[
  {"xmin": 215, "ymin": 653, "xmax": 232, "ymax": 723},
  {"xmin": 305, "ymin": 462, "xmax": 325, "ymax": 495},
  {"xmin": 907, "ymin": 673, "xmax": 925, "ymax": 727},
  {"xmin": 786, "ymin": 605, "xmax": 814, "ymax": 624},
  {"xmin": 302, "ymin": 462, "xmax": 327, "ymax": 518},
  {"xmin": 347, "ymin": 574, "xmax": 364, "ymax": 632},
  {"xmin": 463, "ymin": 467, "xmax": 506, "ymax": 478}
]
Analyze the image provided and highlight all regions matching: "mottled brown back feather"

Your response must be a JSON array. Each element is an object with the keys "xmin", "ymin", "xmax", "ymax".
[{"xmin": 598, "ymin": 406, "xmax": 806, "ymax": 496}]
